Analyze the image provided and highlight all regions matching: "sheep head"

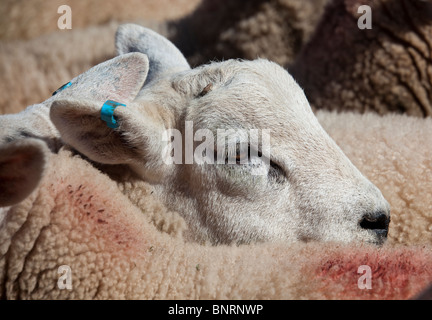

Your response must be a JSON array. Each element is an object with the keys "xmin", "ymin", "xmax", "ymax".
[{"xmin": 49, "ymin": 24, "xmax": 390, "ymax": 245}]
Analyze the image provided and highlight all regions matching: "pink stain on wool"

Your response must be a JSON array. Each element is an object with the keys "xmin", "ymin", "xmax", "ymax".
[{"xmin": 314, "ymin": 247, "xmax": 432, "ymax": 299}]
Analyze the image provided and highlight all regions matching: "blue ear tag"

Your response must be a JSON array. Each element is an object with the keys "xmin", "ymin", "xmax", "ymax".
[
  {"xmin": 100, "ymin": 100, "xmax": 127, "ymax": 129},
  {"xmin": 52, "ymin": 81, "xmax": 72, "ymax": 96}
]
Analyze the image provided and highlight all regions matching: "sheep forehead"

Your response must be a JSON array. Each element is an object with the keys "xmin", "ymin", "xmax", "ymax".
[
  {"xmin": 176, "ymin": 59, "xmax": 311, "ymax": 127},
  {"xmin": 183, "ymin": 62, "xmax": 317, "ymax": 137},
  {"xmin": 173, "ymin": 59, "xmax": 301, "ymax": 100}
]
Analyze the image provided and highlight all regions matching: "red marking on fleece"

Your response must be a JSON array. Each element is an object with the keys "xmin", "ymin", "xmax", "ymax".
[
  {"xmin": 58, "ymin": 178, "xmax": 152, "ymax": 258},
  {"xmin": 315, "ymin": 247, "xmax": 432, "ymax": 299}
]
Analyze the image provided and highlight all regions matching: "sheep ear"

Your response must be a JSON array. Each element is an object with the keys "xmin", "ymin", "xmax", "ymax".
[
  {"xmin": 0, "ymin": 139, "xmax": 49, "ymax": 207},
  {"xmin": 115, "ymin": 24, "xmax": 190, "ymax": 84},
  {"xmin": 66, "ymin": 52, "xmax": 150, "ymax": 104},
  {"xmin": 50, "ymin": 98, "xmax": 166, "ymax": 172}
]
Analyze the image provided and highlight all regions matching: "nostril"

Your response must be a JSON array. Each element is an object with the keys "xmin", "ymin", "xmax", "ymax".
[{"xmin": 360, "ymin": 212, "xmax": 390, "ymax": 233}]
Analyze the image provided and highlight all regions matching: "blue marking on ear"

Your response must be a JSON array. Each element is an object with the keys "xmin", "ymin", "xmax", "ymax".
[
  {"xmin": 101, "ymin": 100, "xmax": 127, "ymax": 129},
  {"xmin": 52, "ymin": 81, "xmax": 72, "ymax": 96}
]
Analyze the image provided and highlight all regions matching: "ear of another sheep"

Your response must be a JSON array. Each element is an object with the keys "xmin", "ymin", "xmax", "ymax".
[
  {"xmin": 115, "ymin": 24, "xmax": 191, "ymax": 84},
  {"xmin": 0, "ymin": 139, "xmax": 49, "ymax": 207}
]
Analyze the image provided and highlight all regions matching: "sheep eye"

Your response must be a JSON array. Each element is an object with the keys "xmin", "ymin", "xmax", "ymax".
[
  {"xmin": 198, "ymin": 83, "xmax": 213, "ymax": 97},
  {"xmin": 52, "ymin": 81, "xmax": 72, "ymax": 96},
  {"xmin": 219, "ymin": 143, "xmax": 248, "ymax": 164},
  {"xmin": 212, "ymin": 142, "xmax": 287, "ymax": 182}
]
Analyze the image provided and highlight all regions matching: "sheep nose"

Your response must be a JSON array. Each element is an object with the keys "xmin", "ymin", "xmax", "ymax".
[{"xmin": 360, "ymin": 211, "xmax": 390, "ymax": 238}]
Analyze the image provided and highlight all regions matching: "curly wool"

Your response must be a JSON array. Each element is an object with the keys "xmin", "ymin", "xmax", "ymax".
[
  {"xmin": 0, "ymin": 23, "xmax": 117, "ymax": 115},
  {"xmin": 291, "ymin": 0, "xmax": 432, "ymax": 117},
  {"xmin": 172, "ymin": 0, "xmax": 329, "ymax": 67}
]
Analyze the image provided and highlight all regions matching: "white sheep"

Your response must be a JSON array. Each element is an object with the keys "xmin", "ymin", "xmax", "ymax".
[
  {"xmin": 41, "ymin": 24, "xmax": 389, "ymax": 245},
  {"xmin": 0, "ymin": 24, "xmax": 390, "ymax": 245}
]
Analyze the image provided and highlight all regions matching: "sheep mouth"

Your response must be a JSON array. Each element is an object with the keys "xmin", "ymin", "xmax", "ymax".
[
  {"xmin": 372, "ymin": 230, "xmax": 388, "ymax": 246},
  {"xmin": 363, "ymin": 227, "xmax": 389, "ymax": 246}
]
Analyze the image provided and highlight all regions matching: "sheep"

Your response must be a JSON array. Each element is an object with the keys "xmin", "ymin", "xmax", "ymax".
[
  {"xmin": 89, "ymin": 108, "xmax": 432, "ymax": 247},
  {"xmin": 43, "ymin": 23, "xmax": 390, "ymax": 246},
  {"xmin": 171, "ymin": 0, "xmax": 330, "ymax": 67},
  {"xmin": 0, "ymin": 139, "xmax": 431, "ymax": 300},
  {"xmin": 290, "ymin": 0, "xmax": 432, "ymax": 117},
  {"xmin": 1, "ymin": 23, "xmax": 390, "ymax": 245}
]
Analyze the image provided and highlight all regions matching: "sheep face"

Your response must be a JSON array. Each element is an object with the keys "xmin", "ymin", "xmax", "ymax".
[
  {"xmin": 166, "ymin": 59, "xmax": 391, "ymax": 245},
  {"xmin": 49, "ymin": 25, "xmax": 390, "ymax": 245}
]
